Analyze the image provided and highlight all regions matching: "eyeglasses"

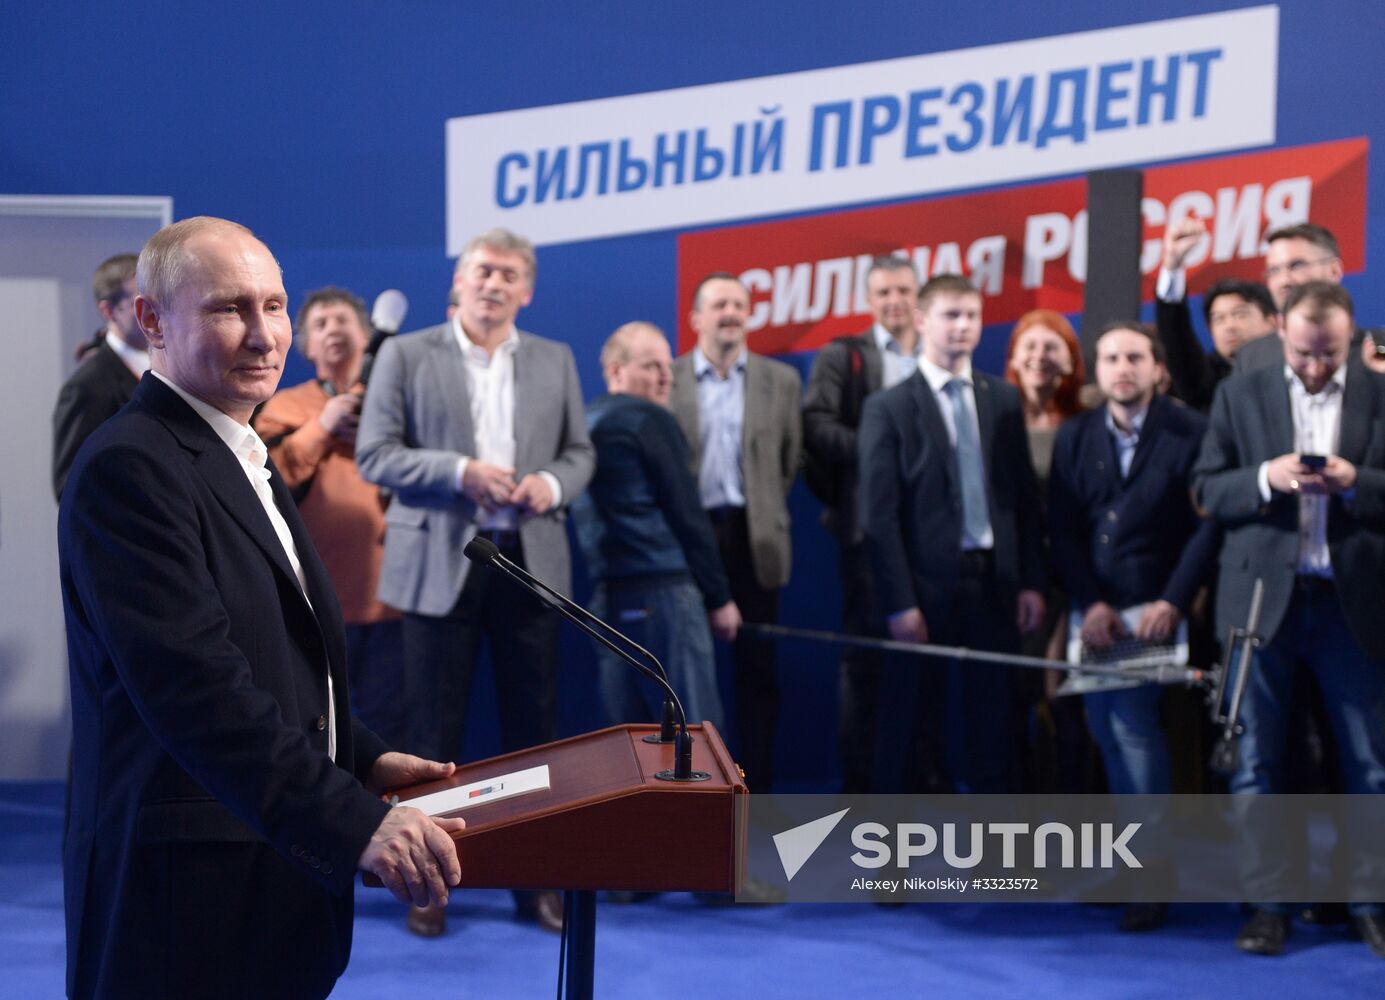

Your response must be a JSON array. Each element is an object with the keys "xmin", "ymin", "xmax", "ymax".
[{"xmin": 1264, "ymin": 257, "xmax": 1338, "ymax": 281}]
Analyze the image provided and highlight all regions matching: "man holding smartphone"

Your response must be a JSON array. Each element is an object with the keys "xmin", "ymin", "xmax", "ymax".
[{"xmin": 1193, "ymin": 281, "xmax": 1385, "ymax": 959}]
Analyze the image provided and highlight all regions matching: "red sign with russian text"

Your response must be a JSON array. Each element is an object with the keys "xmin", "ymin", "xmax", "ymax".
[{"xmin": 675, "ymin": 138, "xmax": 1368, "ymax": 354}]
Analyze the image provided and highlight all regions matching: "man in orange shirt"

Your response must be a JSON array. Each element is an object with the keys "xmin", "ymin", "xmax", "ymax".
[{"xmin": 256, "ymin": 287, "xmax": 405, "ymax": 748}]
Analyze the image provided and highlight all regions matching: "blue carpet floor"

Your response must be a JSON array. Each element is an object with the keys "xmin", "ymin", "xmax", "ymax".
[{"xmin": 4, "ymin": 782, "xmax": 1381, "ymax": 999}]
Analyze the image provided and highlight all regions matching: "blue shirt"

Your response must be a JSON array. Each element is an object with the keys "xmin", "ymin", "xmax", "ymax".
[
  {"xmin": 872, "ymin": 323, "xmax": 921, "ymax": 390},
  {"xmin": 693, "ymin": 347, "xmax": 746, "ymax": 509},
  {"xmin": 1104, "ymin": 404, "xmax": 1148, "ymax": 479}
]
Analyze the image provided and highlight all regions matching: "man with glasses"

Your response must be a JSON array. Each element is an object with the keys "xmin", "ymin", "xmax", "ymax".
[{"xmin": 1235, "ymin": 223, "xmax": 1383, "ymax": 374}]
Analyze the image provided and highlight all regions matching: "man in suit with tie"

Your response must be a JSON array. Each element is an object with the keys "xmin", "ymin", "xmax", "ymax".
[
  {"xmin": 51, "ymin": 253, "xmax": 148, "ymax": 498},
  {"xmin": 1193, "ymin": 281, "xmax": 1385, "ymax": 958},
  {"xmin": 858, "ymin": 274, "xmax": 1046, "ymax": 794},
  {"xmin": 356, "ymin": 227, "xmax": 594, "ymax": 935},
  {"xmin": 802, "ymin": 254, "xmax": 921, "ymax": 792},
  {"xmin": 1047, "ymin": 321, "xmax": 1219, "ymax": 932},
  {"xmin": 670, "ymin": 272, "xmax": 801, "ymax": 792},
  {"xmin": 59, "ymin": 217, "xmax": 465, "ymax": 1000}
]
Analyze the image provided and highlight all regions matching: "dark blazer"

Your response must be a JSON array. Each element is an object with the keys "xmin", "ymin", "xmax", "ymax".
[
  {"xmin": 59, "ymin": 375, "xmax": 391, "ymax": 1000},
  {"xmin": 802, "ymin": 330, "xmax": 884, "ymax": 541},
  {"xmin": 858, "ymin": 368, "xmax": 1046, "ymax": 624},
  {"xmin": 1153, "ymin": 297, "xmax": 1234, "ymax": 413},
  {"xmin": 1192, "ymin": 363, "xmax": 1385, "ymax": 659},
  {"xmin": 51, "ymin": 340, "xmax": 138, "ymax": 499},
  {"xmin": 670, "ymin": 350, "xmax": 802, "ymax": 590},
  {"xmin": 1048, "ymin": 394, "xmax": 1218, "ymax": 614},
  {"xmin": 573, "ymin": 392, "xmax": 731, "ymax": 608}
]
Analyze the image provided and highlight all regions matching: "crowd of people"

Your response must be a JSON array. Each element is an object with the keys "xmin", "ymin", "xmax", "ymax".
[{"xmin": 50, "ymin": 216, "xmax": 1385, "ymax": 997}]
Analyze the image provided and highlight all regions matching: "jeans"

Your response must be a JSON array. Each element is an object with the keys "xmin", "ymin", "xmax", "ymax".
[
  {"xmin": 591, "ymin": 578, "xmax": 725, "ymax": 732},
  {"xmin": 1233, "ymin": 581, "xmax": 1385, "ymax": 915},
  {"xmin": 1085, "ymin": 684, "xmax": 1171, "ymax": 796}
]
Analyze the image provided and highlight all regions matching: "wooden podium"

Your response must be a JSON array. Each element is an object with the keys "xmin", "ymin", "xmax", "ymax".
[{"xmin": 381, "ymin": 722, "xmax": 748, "ymax": 997}]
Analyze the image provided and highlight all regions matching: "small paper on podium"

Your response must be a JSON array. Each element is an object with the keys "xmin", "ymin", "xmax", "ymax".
[{"xmin": 403, "ymin": 764, "xmax": 550, "ymax": 817}]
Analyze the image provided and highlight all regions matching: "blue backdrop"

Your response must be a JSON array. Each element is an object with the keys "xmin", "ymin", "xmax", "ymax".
[{"xmin": 7, "ymin": 0, "xmax": 1383, "ymax": 784}]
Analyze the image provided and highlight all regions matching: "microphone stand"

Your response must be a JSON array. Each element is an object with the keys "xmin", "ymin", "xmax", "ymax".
[
  {"xmin": 473, "ymin": 540, "xmax": 680, "ymax": 745},
  {"xmin": 464, "ymin": 539, "xmax": 705, "ymax": 781}
]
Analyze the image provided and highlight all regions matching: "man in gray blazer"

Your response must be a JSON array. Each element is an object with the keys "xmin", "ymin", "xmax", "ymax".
[
  {"xmin": 670, "ymin": 272, "xmax": 801, "ymax": 792},
  {"xmin": 356, "ymin": 228, "xmax": 594, "ymax": 935},
  {"xmin": 1193, "ymin": 281, "xmax": 1385, "ymax": 958}
]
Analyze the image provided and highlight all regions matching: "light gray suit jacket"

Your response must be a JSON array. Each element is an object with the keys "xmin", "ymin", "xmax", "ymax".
[
  {"xmin": 670, "ymin": 350, "xmax": 802, "ymax": 591},
  {"xmin": 356, "ymin": 324, "xmax": 595, "ymax": 616}
]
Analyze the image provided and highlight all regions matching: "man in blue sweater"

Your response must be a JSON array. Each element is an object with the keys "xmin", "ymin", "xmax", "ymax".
[{"xmin": 573, "ymin": 322, "xmax": 740, "ymax": 728}]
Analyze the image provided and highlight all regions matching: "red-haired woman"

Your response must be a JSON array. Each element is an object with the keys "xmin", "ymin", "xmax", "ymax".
[{"xmin": 1004, "ymin": 309, "xmax": 1093, "ymax": 792}]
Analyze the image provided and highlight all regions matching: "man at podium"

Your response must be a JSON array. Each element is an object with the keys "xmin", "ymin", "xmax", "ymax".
[{"xmin": 58, "ymin": 216, "xmax": 465, "ymax": 1000}]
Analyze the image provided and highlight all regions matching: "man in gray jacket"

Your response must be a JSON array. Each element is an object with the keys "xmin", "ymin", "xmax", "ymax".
[
  {"xmin": 670, "ymin": 272, "xmax": 801, "ymax": 792},
  {"xmin": 357, "ymin": 228, "xmax": 594, "ymax": 935}
]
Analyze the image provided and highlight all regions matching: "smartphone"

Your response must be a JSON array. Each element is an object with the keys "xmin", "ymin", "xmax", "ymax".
[{"xmin": 1299, "ymin": 454, "xmax": 1327, "ymax": 471}]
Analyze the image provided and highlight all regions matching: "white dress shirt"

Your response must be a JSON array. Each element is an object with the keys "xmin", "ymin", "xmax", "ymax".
[
  {"xmin": 106, "ymin": 329, "xmax": 150, "ymax": 378},
  {"xmin": 450, "ymin": 320, "xmax": 562, "ymax": 528},
  {"xmin": 151, "ymin": 371, "xmax": 335, "ymax": 760},
  {"xmin": 1253, "ymin": 365, "xmax": 1347, "ymax": 578},
  {"xmin": 917, "ymin": 354, "xmax": 995, "ymax": 550}
]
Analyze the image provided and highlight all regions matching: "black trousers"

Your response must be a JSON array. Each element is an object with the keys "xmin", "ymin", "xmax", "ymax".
[
  {"xmin": 872, "ymin": 555, "xmax": 1019, "ymax": 794},
  {"xmin": 399, "ymin": 536, "xmax": 559, "ymax": 765},
  {"xmin": 836, "ymin": 540, "xmax": 883, "ymax": 794},
  {"xmin": 708, "ymin": 506, "xmax": 780, "ymax": 792}
]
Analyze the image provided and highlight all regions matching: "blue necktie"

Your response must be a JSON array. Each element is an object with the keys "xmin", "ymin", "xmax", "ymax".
[{"xmin": 945, "ymin": 378, "xmax": 990, "ymax": 547}]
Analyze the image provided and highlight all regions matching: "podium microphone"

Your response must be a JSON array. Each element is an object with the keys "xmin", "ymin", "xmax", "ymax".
[
  {"xmin": 462, "ymin": 536, "xmax": 706, "ymax": 781},
  {"xmin": 463, "ymin": 535, "xmax": 680, "ymax": 745},
  {"xmin": 359, "ymin": 288, "xmax": 409, "ymax": 386}
]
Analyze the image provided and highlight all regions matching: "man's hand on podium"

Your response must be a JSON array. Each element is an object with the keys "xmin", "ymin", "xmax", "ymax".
[{"xmin": 359, "ymin": 752, "xmax": 467, "ymax": 906}]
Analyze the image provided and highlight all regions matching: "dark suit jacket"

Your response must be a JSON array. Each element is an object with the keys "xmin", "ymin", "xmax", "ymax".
[
  {"xmin": 59, "ymin": 375, "xmax": 391, "ymax": 1000},
  {"xmin": 1192, "ymin": 363, "xmax": 1385, "ymax": 658},
  {"xmin": 51, "ymin": 340, "xmax": 138, "ymax": 499},
  {"xmin": 802, "ymin": 330, "xmax": 884, "ymax": 541},
  {"xmin": 1154, "ymin": 297, "xmax": 1234, "ymax": 413},
  {"xmin": 858, "ymin": 368, "xmax": 1046, "ymax": 624},
  {"xmin": 1048, "ymin": 394, "xmax": 1218, "ymax": 614}
]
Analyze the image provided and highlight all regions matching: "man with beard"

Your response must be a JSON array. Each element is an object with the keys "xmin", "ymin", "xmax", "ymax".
[
  {"xmin": 1047, "ymin": 321, "xmax": 1218, "ymax": 932},
  {"xmin": 1194, "ymin": 282, "xmax": 1385, "ymax": 957}
]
